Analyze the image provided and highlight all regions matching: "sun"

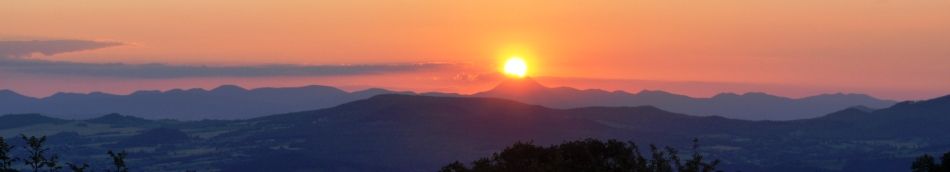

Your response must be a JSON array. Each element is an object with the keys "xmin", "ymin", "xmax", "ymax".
[{"xmin": 503, "ymin": 57, "xmax": 528, "ymax": 78}]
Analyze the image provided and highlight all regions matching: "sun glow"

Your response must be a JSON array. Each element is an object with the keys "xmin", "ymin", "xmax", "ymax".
[{"xmin": 503, "ymin": 57, "xmax": 528, "ymax": 78}]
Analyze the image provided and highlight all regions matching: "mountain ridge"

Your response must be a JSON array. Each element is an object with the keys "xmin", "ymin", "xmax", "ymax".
[
  {"xmin": 474, "ymin": 78, "xmax": 897, "ymax": 120},
  {"xmin": 3, "ymin": 93, "xmax": 949, "ymax": 171},
  {"xmin": 0, "ymin": 85, "xmax": 403, "ymax": 120},
  {"xmin": 0, "ymin": 80, "xmax": 898, "ymax": 120}
]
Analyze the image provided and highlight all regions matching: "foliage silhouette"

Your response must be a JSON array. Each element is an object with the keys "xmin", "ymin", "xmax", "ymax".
[
  {"xmin": 0, "ymin": 137, "xmax": 15, "ymax": 172},
  {"xmin": 912, "ymin": 151, "xmax": 950, "ymax": 172},
  {"xmin": 20, "ymin": 135, "xmax": 60, "ymax": 172},
  {"xmin": 66, "ymin": 163, "xmax": 88, "ymax": 172},
  {"xmin": 440, "ymin": 138, "xmax": 720, "ymax": 172},
  {"xmin": 0, "ymin": 135, "xmax": 129, "ymax": 172},
  {"xmin": 106, "ymin": 150, "xmax": 128, "ymax": 172}
]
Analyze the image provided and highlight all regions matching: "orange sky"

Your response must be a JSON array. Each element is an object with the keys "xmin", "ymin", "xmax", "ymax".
[{"xmin": 2, "ymin": 0, "xmax": 950, "ymax": 100}]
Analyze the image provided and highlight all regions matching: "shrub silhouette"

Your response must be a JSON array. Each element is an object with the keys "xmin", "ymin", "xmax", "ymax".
[
  {"xmin": 0, "ymin": 137, "xmax": 15, "ymax": 172},
  {"xmin": 106, "ymin": 150, "xmax": 128, "ymax": 172},
  {"xmin": 21, "ymin": 135, "xmax": 59, "ymax": 172},
  {"xmin": 0, "ymin": 135, "xmax": 129, "ymax": 172},
  {"xmin": 66, "ymin": 163, "xmax": 89, "ymax": 172},
  {"xmin": 912, "ymin": 151, "xmax": 950, "ymax": 172},
  {"xmin": 440, "ymin": 138, "xmax": 720, "ymax": 172}
]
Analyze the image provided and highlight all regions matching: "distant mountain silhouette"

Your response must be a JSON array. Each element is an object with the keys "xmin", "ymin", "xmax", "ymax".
[
  {"xmin": 474, "ymin": 77, "xmax": 896, "ymax": 120},
  {"xmin": 0, "ymin": 85, "xmax": 405, "ymax": 120},
  {"xmin": 0, "ymin": 90, "xmax": 37, "ymax": 110},
  {"xmin": 232, "ymin": 94, "xmax": 950, "ymax": 172},
  {"xmin": 796, "ymin": 94, "xmax": 950, "ymax": 138},
  {"xmin": 86, "ymin": 113, "xmax": 155, "ymax": 125},
  {"xmin": 0, "ymin": 80, "xmax": 895, "ymax": 120},
  {"xmin": 3, "ymin": 94, "xmax": 950, "ymax": 171},
  {"xmin": 0, "ymin": 113, "xmax": 67, "ymax": 129}
]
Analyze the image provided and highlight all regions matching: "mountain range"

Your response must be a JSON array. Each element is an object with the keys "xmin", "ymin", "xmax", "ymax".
[
  {"xmin": 474, "ymin": 78, "xmax": 897, "ymax": 120},
  {"xmin": 0, "ymin": 85, "xmax": 405, "ymax": 120},
  {"xmin": 0, "ymin": 78, "xmax": 896, "ymax": 120},
  {"xmin": 1, "ymin": 93, "xmax": 948, "ymax": 171}
]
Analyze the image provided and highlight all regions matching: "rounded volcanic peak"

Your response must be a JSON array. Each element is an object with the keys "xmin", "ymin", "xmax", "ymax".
[
  {"xmin": 311, "ymin": 94, "xmax": 552, "ymax": 120},
  {"xmin": 0, "ymin": 89, "xmax": 25, "ymax": 97},
  {"xmin": 129, "ymin": 90, "xmax": 163, "ymax": 96},
  {"xmin": 0, "ymin": 114, "xmax": 67, "ymax": 129},
  {"xmin": 85, "ymin": 113, "xmax": 151, "ymax": 124},
  {"xmin": 478, "ymin": 77, "xmax": 549, "ymax": 95},
  {"xmin": 253, "ymin": 93, "xmax": 559, "ymax": 126},
  {"xmin": 210, "ymin": 84, "xmax": 247, "ymax": 94},
  {"xmin": 812, "ymin": 106, "xmax": 875, "ymax": 121},
  {"xmin": 884, "ymin": 94, "xmax": 950, "ymax": 114},
  {"xmin": 0, "ymin": 89, "xmax": 34, "ymax": 100}
]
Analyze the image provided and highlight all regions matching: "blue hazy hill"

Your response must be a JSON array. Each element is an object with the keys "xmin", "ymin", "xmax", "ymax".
[
  {"xmin": 0, "ymin": 93, "xmax": 947, "ymax": 171},
  {"xmin": 1, "ymin": 79, "xmax": 894, "ymax": 120},
  {"xmin": 475, "ymin": 78, "xmax": 896, "ymax": 120}
]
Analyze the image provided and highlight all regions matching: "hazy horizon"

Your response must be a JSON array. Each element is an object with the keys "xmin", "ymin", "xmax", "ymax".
[
  {"xmin": 3, "ymin": 0, "xmax": 950, "ymax": 100},
  {"xmin": 3, "ymin": 2, "xmax": 950, "ymax": 171},
  {"xmin": 0, "ymin": 76, "xmax": 933, "ymax": 102}
]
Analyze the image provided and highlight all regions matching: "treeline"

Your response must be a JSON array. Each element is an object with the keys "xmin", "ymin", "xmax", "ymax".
[
  {"xmin": 0, "ymin": 135, "xmax": 127, "ymax": 172},
  {"xmin": 912, "ymin": 151, "xmax": 950, "ymax": 172},
  {"xmin": 440, "ymin": 138, "xmax": 720, "ymax": 172}
]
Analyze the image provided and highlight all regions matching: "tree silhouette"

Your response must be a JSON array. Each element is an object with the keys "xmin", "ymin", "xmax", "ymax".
[
  {"xmin": 912, "ymin": 151, "xmax": 950, "ymax": 172},
  {"xmin": 66, "ymin": 163, "xmax": 89, "ymax": 172},
  {"xmin": 0, "ymin": 135, "xmax": 132, "ymax": 172},
  {"xmin": 21, "ymin": 135, "xmax": 59, "ymax": 172},
  {"xmin": 440, "ymin": 138, "xmax": 720, "ymax": 172},
  {"xmin": 0, "ymin": 137, "xmax": 16, "ymax": 172},
  {"xmin": 43, "ymin": 155, "xmax": 60, "ymax": 172},
  {"xmin": 440, "ymin": 161, "xmax": 470, "ymax": 172},
  {"xmin": 106, "ymin": 150, "xmax": 128, "ymax": 172},
  {"xmin": 943, "ymin": 152, "xmax": 950, "ymax": 172}
]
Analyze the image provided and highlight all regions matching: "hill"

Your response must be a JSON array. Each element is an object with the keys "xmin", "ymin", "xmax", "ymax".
[
  {"xmin": 0, "ymin": 85, "xmax": 404, "ymax": 120},
  {"xmin": 0, "ymin": 80, "xmax": 896, "ymax": 120},
  {"xmin": 474, "ymin": 77, "xmax": 896, "ymax": 120},
  {"xmin": 1, "ymin": 94, "xmax": 948, "ymax": 171}
]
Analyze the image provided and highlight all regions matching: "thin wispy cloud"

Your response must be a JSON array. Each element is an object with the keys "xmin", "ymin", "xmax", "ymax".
[
  {"xmin": 0, "ymin": 58, "xmax": 457, "ymax": 78},
  {"xmin": 0, "ymin": 39, "xmax": 459, "ymax": 78},
  {"xmin": 0, "ymin": 39, "xmax": 123, "ymax": 58}
]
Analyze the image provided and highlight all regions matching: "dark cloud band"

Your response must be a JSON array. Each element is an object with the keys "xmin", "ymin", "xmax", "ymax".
[
  {"xmin": 0, "ymin": 58, "xmax": 455, "ymax": 78},
  {"xmin": 0, "ymin": 40, "xmax": 122, "ymax": 58},
  {"xmin": 0, "ymin": 39, "xmax": 455, "ymax": 78}
]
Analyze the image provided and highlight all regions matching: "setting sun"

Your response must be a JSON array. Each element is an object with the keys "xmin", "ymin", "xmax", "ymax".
[{"xmin": 503, "ymin": 57, "xmax": 528, "ymax": 78}]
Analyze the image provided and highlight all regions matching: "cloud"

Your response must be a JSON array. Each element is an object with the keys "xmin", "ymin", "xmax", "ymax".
[
  {"xmin": 0, "ymin": 39, "xmax": 457, "ymax": 78},
  {"xmin": 0, "ymin": 39, "xmax": 123, "ymax": 58},
  {"xmin": 0, "ymin": 58, "xmax": 458, "ymax": 78}
]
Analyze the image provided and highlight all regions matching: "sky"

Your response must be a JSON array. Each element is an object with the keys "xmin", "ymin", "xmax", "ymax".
[{"xmin": 1, "ymin": 0, "xmax": 949, "ymax": 100}]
